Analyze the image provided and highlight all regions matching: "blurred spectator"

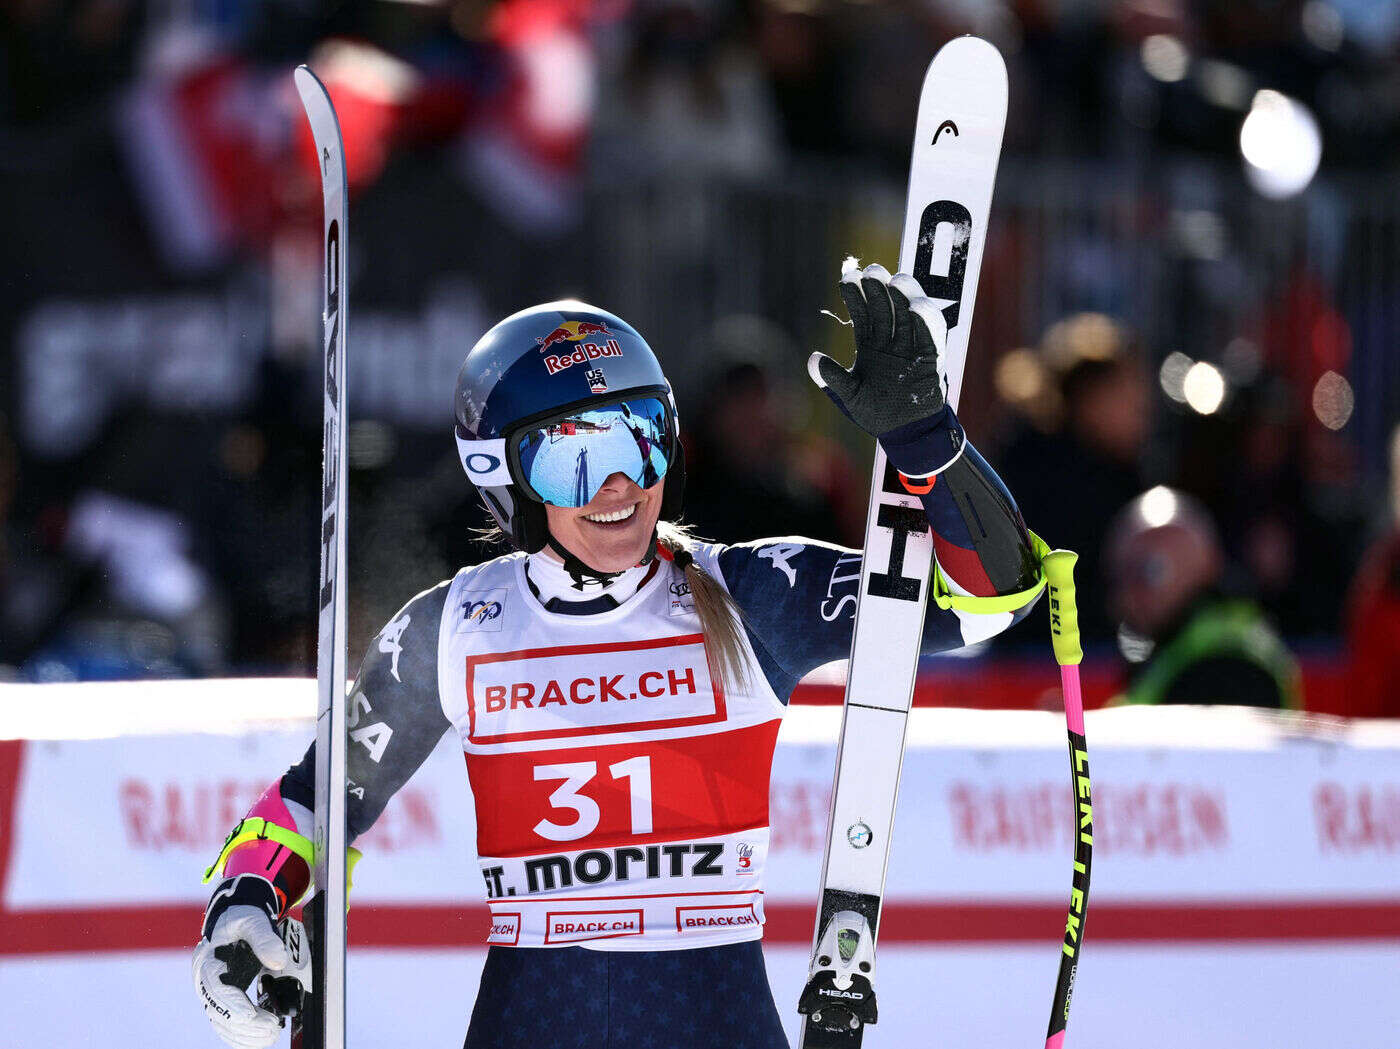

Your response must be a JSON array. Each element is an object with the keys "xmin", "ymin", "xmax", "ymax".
[
  {"xmin": 995, "ymin": 313, "xmax": 1154, "ymax": 644},
  {"xmin": 1342, "ymin": 426, "xmax": 1400, "ymax": 717},
  {"xmin": 1, "ymin": 0, "xmax": 1395, "ymax": 681},
  {"xmin": 0, "ymin": 0, "xmax": 143, "ymax": 129},
  {"xmin": 27, "ymin": 490, "xmax": 226, "ymax": 680},
  {"xmin": 3, "ymin": 399, "xmax": 236, "ymax": 680},
  {"xmin": 1173, "ymin": 362, "xmax": 1366, "ymax": 639},
  {"xmin": 593, "ymin": 0, "xmax": 780, "ymax": 180},
  {"xmin": 1107, "ymin": 485, "xmax": 1299, "ymax": 708},
  {"xmin": 753, "ymin": 0, "xmax": 843, "ymax": 157},
  {"xmin": 0, "ymin": 413, "xmax": 68, "ymax": 676},
  {"xmin": 680, "ymin": 319, "xmax": 856, "ymax": 545}
]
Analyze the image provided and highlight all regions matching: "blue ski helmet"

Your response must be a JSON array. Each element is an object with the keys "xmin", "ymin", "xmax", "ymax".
[{"xmin": 453, "ymin": 300, "xmax": 685, "ymax": 553}]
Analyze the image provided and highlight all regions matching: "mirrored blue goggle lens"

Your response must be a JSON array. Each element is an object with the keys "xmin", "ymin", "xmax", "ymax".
[{"xmin": 514, "ymin": 397, "xmax": 673, "ymax": 507}]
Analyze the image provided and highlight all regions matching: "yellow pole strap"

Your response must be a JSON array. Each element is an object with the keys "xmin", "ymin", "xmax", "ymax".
[
  {"xmin": 932, "ymin": 529, "xmax": 1051, "ymax": 614},
  {"xmin": 203, "ymin": 816, "xmax": 362, "ymax": 897}
]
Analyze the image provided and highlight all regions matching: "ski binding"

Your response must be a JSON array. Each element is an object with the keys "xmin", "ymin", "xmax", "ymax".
[{"xmin": 797, "ymin": 910, "xmax": 879, "ymax": 1040}]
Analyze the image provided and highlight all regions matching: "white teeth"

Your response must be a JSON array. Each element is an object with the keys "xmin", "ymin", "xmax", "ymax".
[{"xmin": 583, "ymin": 503, "xmax": 637, "ymax": 524}]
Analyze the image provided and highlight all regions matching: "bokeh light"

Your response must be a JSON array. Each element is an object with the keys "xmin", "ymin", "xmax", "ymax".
[
  {"xmin": 1312, "ymin": 370, "xmax": 1355, "ymax": 430},
  {"xmin": 1141, "ymin": 35, "xmax": 1189, "ymax": 83},
  {"xmin": 1140, "ymin": 485, "xmax": 1179, "ymax": 528},
  {"xmin": 1301, "ymin": 1, "xmax": 1345, "ymax": 52},
  {"xmin": 1239, "ymin": 89, "xmax": 1323, "ymax": 199},
  {"xmin": 1158, "ymin": 351, "xmax": 1193, "ymax": 403},
  {"xmin": 1182, "ymin": 361, "xmax": 1227, "ymax": 415}
]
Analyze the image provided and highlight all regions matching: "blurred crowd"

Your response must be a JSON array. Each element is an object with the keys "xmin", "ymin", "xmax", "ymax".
[{"xmin": 1, "ymin": 0, "xmax": 1397, "ymax": 713}]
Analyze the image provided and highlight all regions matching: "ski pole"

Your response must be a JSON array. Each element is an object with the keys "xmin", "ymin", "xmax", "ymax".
[{"xmin": 1042, "ymin": 550, "xmax": 1091, "ymax": 1049}]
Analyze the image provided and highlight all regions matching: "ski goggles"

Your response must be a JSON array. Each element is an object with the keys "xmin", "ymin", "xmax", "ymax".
[{"xmin": 457, "ymin": 395, "xmax": 677, "ymax": 508}]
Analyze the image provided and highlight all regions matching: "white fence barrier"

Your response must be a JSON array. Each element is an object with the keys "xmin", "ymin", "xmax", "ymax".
[{"xmin": 2, "ymin": 679, "xmax": 1398, "ymax": 1048}]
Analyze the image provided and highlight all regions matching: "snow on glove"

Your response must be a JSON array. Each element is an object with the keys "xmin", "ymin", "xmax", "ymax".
[
  {"xmin": 193, "ymin": 874, "xmax": 305, "ymax": 1049},
  {"xmin": 809, "ymin": 259, "xmax": 966, "ymax": 477}
]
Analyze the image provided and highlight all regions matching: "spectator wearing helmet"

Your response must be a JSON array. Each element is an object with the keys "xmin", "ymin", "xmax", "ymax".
[{"xmin": 1107, "ymin": 485, "xmax": 1300, "ymax": 709}]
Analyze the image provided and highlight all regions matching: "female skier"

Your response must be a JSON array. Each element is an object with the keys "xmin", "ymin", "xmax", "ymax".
[{"xmin": 193, "ymin": 261, "xmax": 1045, "ymax": 1048}]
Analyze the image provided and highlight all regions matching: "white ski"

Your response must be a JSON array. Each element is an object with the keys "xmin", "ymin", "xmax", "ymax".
[
  {"xmin": 294, "ymin": 64, "xmax": 350, "ymax": 1049},
  {"xmin": 798, "ymin": 37, "xmax": 1007, "ymax": 1048}
]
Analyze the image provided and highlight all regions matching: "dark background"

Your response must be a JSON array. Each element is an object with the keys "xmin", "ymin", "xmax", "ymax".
[{"xmin": 1, "ymin": 0, "xmax": 1396, "ymax": 711}]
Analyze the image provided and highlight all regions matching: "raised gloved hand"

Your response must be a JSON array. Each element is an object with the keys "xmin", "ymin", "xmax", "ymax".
[
  {"xmin": 193, "ymin": 874, "xmax": 309, "ymax": 1049},
  {"xmin": 809, "ymin": 259, "xmax": 964, "ymax": 477}
]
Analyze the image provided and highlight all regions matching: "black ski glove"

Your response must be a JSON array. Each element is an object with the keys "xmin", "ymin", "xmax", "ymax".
[{"xmin": 809, "ymin": 259, "xmax": 965, "ymax": 477}]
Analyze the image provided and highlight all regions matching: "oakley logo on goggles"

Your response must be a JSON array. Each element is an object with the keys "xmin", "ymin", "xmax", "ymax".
[{"xmin": 457, "ymin": 396, "xmax": 675, "ymax": 508}]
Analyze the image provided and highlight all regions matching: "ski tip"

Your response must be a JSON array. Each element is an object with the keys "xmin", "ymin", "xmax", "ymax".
[
  {"xmin": 293, "ymin": 64, "xmax": 333, "ymax": 109},
  {"xmin": 942, "ymin": 34, "xmax": 1006, "ymax": 63},
  {"xmin": 926, "ymin": 35, "xmax": 1008, "ymax": 83},
  {"xmin": 293, "ymin": 64, "xmax": 349, "ymax": 181}
]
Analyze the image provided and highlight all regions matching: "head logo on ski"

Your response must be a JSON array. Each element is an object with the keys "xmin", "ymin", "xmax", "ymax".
[{"xmin": 933, "ymin": 119, "xmax": 960, "ymax": 143}]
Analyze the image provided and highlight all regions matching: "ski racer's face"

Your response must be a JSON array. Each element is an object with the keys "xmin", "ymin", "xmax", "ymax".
[{"xmin": 544, "ymin": 473, "xmax": 665, "ymax": 573}]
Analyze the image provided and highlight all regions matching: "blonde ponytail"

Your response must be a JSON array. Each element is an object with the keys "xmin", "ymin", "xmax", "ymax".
[{"xmin": 656, "ymin": 521, "xmax": 750, "ymax": 695}]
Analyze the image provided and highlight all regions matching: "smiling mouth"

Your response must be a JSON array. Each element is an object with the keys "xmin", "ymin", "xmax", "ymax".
[{"xmin": 582, "ymin": 502, "xmax": 638, "ymax": 524}]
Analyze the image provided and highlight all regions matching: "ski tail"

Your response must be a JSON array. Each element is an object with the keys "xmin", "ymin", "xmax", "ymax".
[
  {"xmin": 1043, "ymin": 550, "xmax": 1092, "ymax": 1049},
  {"xmin": 293, "ymin": 64, "xmax": 350, "ymax": 1049}
]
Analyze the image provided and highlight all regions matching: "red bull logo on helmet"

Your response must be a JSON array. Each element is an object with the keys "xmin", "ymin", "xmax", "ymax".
[
  {"xmin": 536, "ymin": 320, "xmax": 624, "ymax": 376},
  {"xmin": 543, "ymin": 338, "xmax": 624, "ymax": 376},
  {"xmin": 536, "ymin": 320, "xmax": 613, "ymax": 351}
]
